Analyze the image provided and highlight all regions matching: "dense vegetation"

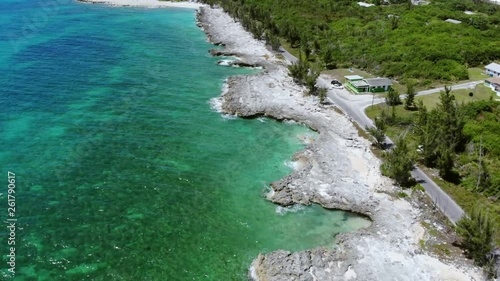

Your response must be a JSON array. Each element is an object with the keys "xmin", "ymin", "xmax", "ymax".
[
  {"xmin": 368, "ymin": 87, "xmax": 499, "ymax": 269},
  {"xmin": 414, "ymin": 95, "xmax": 500, "ymax": 195},
  {"xmin": 369, "ymin": 88, "xmax": 500, "ymax": 244},
  {"xmin": 202, "ymin": 0, "xmax": 500, "ymax": 82},
  {"xmin": 457, "ymin": 208, "xmax": 496, "ymax": 275},
  {"xmin": 368, "ymin": 87, "xmax": 499, "ymax": 196},
  {"xmin": 381, "ymin": 135, "xmax": 416, "ymax": 187}
]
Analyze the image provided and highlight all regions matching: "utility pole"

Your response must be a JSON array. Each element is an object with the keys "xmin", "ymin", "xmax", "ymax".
[{"xmin": 371, "ymin": 88, "xmax": 375, "ymax": 107}]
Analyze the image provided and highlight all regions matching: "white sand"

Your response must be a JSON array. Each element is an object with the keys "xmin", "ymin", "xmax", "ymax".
[{"xmin": 78, "ymin": 0, "xmax": 205, "ymax": 9}]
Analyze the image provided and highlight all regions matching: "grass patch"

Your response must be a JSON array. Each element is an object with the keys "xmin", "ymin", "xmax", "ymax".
[
  {"xmin": 365, "ymin": 84, "xmax": 496, "ymax": 121},
  {"xmin": 398, "ymin": 191, "xmax": 408, "ymax": 198},
  {"xmin": 468, "ymin": 67, "xmax": 490, "ymax": 81},
  {"xmin": 432, "ymin": 243, "xmax": 451, "ymax": 257},
  {"xmin": 419, "ymin": 165, "xmax": 500, "ymax": 244},
  {"xmin": 419, "ymin": 239, "xmax": 426, "ymax": 248}
]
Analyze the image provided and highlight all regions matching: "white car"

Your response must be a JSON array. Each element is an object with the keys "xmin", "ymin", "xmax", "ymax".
[{"xmin": 332, "ymin": 84, "xmax": 344, "ymax": 89}]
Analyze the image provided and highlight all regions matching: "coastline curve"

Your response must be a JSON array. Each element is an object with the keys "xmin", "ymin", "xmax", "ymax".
[{"xmin": 197, "ymin": 6, "xmax": 484, "ymax": 281}]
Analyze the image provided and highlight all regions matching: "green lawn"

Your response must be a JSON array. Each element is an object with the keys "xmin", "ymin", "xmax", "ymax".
[
  {"xmin": 366, "ymin": 84, "xmax": 496, "ymax": 120},
  {"xmin": 413, "ymin": 67, "xmax": 490, "ymax": 91},
  {"xmin": 468, "ymin": 67, "xmax": 490, "ymax": 81}
]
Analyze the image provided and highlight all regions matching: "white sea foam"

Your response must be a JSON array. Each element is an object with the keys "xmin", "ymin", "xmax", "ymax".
[
  {"xmin": 217, "ymin": 59, "xmax": 235, "ymax": 66},
  {"xmin": 249, "ymin": 265, "xmax": 258, "ymax": 280},
  {"xmin": 275, "ymin": 204, "xmax": 306, "ymax": 215},
  {"xmin": 284, "ymin": 160, "xmax": 299, "ymax": 170},
  {"xmin": 257, "ymin": 117, "xmax": 267, "ymax": 123},
  {"xmin": 221, "ymin": 113, "xmax": 238, "ymax": 120},
  {"xmin": 209, "ymin": 82, "xmax": 239, "ymax": 120},
  {"xmin": 209, "ymin": 97, "xmax": 237, "ymax": 120},
  {"xmin": 209, "ymin": 96, "xmax": 223, "ymax": 112},
  {"xmin": 78, "ymin": 0, "xmax": 205, "ymax": 9},
  {"xmin": 283, "ymin": 119, "xmax": 298, "ymax": 124}
]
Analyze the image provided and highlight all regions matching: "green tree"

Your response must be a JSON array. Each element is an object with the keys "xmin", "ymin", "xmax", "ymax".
[
  {"xmin": 404, "ymin": 82, "xmax": 416, "ymax": 110},
  {"xmin": 456, "ymin": 208, "xmax": 495, "ymax": 267},
  {"xmin": 437, "ymin": 144, "xmax": 455, "ymax": 180},
  {"xmin": 390, "ymin": 16, "xmax": 400, "ymax": 30},
  {"xmin": 288, "ymin": 57, "xmax": 320, "ymax": 95},
  {"xmin": 305, "ymin": 69, "xmax": 320, "ymax": 95},
  {"xmin": 366, "ymin": 116, "xmax": 387, "ymax": 149},
  {"xmin": 301, "ymin": 38, "xmax": 312, "ymax": 61},
  {"xmin": 434, "ymin": 86, "xmax": 465, "ymax": 179},
  {"xmin": 385, "ymin": 88, "xmax": 401, "ymax": 106},
  {"xmin": 318, "ymin": 88, "xmax": 327, "ymax": 104},
  {"xmin": 288, "ymin": 57, "xmax": 309, "ymax": 83},
  {"xmin": 322, "ymin": 48, "xmax": 336, "ymax": 69},
  {"xmin": 266, "ymin": 33, "xmax": 281, "ymax": 51},
  {"xmin": 381, "ymin": 135, "xmax": 415, "ymax": 187},
  {"xmin": 474, "ymin": 138, "xmax": 491, "ymax": 193}
]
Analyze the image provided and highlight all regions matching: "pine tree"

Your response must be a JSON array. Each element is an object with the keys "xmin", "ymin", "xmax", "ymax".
[
  {"xmin": 404, "ymin": 82, "xmax": 416, "ymax": 110},
  {"xmin": 434, "ymin": 86, "xmax": 464, "ymax": 179},
  {"xmin": 385, "ymin": 87, "xmax": 401, "ymax": 106},
  {"xmin": 366, "ymin": 116, "xmax": 386, "ymax": 149},
  {"xmin": 457, "ymin": 208, "xmax": 495, "ymax": 267},
  {"xmin": 318, "ymin": 88, "xmax": 327, "ymax": 104},
  {"xmin": 381, "ymin": 136, "xmax": 415, "ymax": 187}
]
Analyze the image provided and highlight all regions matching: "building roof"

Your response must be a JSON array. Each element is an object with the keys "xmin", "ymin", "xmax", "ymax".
[
  {"xmin": 345, "ymin": 75, "xmax": 364, "ymax": 81},
  {"xmin": 364, "ymin": 78, "xmax": 392, "ymax": 87},
  {"xmin": 357, "ymin": 2, "xmax": 374, "ymax": 7},
  {"xmin": 445, "ymin": 19, "xmax": 462, "ymax": 24},
  {"xmin": 486, "ymin": 77, "xmax": 500, "ymax": 84},
  {"xmin": 351, "ymin": 80, "xmax": 369, "ymax": 88},
  {"xmin": 464, "ymin": 11, "xmax": 476, "ymax": 15},
  {"xmin": 485, "ymin": 63, "xmax": 500, "ymax": 73}
]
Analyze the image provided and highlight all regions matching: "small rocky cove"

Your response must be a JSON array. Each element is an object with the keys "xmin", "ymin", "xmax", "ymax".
[{"xmin": 197, "ymin": 5, "xmax": 484, "ymax": 281}]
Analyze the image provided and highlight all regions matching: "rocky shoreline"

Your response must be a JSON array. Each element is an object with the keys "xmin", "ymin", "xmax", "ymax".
[
  {"xmin": 76, "ymin": 0, "xmax": 205, "ymax": 9},
  {"xmin": 198, "ymin": 6, "xmax": 484, "ymax": 281}
]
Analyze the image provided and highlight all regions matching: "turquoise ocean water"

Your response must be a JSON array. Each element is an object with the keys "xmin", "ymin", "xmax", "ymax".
[{"xmin": 0, "ymin": 1, "xmax": 370, "ymax": 280}]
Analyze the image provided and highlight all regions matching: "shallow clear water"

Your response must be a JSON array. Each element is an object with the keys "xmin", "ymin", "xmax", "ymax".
[{"xmin": 0, "ymin": 1, "xmax": 370, "ymax": 280}]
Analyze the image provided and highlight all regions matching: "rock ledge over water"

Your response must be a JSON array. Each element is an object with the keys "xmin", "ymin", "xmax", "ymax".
[{"xmin": 198, "ymin": 6, "xmax": 484, "ymax": 281}]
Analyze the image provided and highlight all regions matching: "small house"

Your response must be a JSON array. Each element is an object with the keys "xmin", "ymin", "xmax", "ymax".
[
  {"xmin": 345, "ymin": 75, "xmax": 392, "ymax": 93},
  {"xmin": 345, "ymin": 75, "xmax": 367, "ymax": 93},
  {"xmin": 485, "ymin": 63, "xmax": 500, "ymax": 77},
  {"xmin": 445, "ymin": 19, "xmax": 462, "ymax": 24},
  {"xmin": 485, "ymin": 77, "xmax": 500, "ymax": 94},
  {"xmin": 357, "ymin": 2, "xmax": 374, "ymax": 7},
  {"xmin": 365, "ymin": 78, "xmax": 393, "ymax": 92}
]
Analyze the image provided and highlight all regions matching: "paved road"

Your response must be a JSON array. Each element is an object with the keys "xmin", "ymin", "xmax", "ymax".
[
  {"xmin": 277, "ymin": 48, "xmax": 478, "ymax": 223},
  {"xmin": 315, "ymin": 75, "xmax": 477, "ymax": 224},
  {"xmin": 317, "ymin": 76, "xmax": 482, "ymax": 130},
  {"xmin": 278, "ymin": 46, "xmax": 298, "ymax": 64}
]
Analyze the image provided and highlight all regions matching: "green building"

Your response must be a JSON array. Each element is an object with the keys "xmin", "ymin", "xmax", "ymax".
[{"xmin": 345, "ymin": 75, "xmax": 392, "ymax": 93}]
